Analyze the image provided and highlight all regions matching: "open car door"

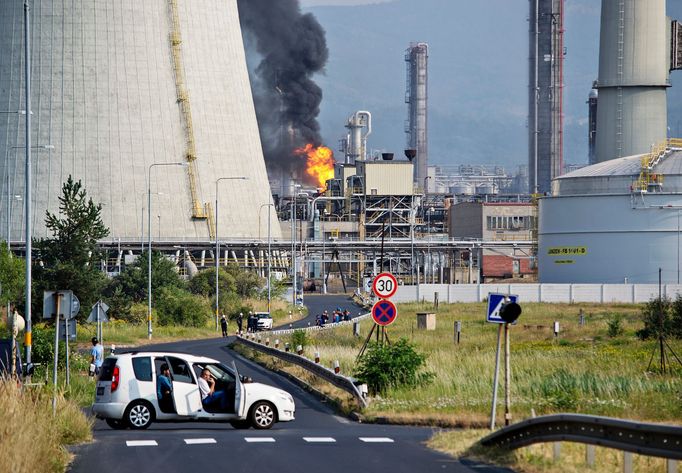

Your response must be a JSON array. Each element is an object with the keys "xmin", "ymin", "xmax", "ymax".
[
  {"xmin": 230, "ymin": 361, "xmax": 247, "ymax": 417},
  {"xmin": 167, "ymin": 356, "xmax": 202, "ymax": 416}
]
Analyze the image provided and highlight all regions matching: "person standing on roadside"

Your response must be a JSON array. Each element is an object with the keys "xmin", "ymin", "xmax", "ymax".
[
  {"xmin": 237, "ymin": 312, "xmax": 244, "ymax": 334},
  {"xmin": 220, "ymin": 314, "xmax": 228, "ymax": 337},
  {"xmin": 90, "ymin": 337, "xmax": 104, "ymax": 376}
]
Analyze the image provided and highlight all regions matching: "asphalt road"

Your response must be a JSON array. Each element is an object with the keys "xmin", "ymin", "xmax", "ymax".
[
  {"xmin": 69, "ymin": 296, "xmax": 511, "ymax": 473},
  {"xmin": 278, "ymin": 293, "xmax": 365, "ymax": 330}
]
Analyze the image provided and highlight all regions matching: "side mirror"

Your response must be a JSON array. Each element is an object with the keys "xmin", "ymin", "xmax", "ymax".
[{"xmin": 499, "ymin": 302, "xmax": 522, "ymax": 324}]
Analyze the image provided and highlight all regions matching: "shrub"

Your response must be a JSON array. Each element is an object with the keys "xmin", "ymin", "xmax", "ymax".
[
  {"xmin": 637, "ymin": 296, "xmax": 674, "ymax": 340},
  {"xmin": 155, "ymin": 287, "xmax": 211, "ymax": 327},
  {"xmin": 607, "ymin": 314, "xmax": 624, "ymax": 337},
  {"xmin": 354, "ymin": 338, "xmax": 434, "ymax": 395},
  {"xmin": 291, "ymin": 329, "xmax": 308, "ymax": 349}
]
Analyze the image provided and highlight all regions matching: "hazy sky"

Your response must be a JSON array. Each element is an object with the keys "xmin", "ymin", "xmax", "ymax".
[{"xmin": 300, "ymin": 0, "xmax": 392, "ymax": 6}]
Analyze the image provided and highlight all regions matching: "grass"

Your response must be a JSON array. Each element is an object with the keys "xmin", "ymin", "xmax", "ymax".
[
  {"xmin": 0, "ymin": 378, "xmax": 92, "ymax": 473},
  {"xmin": 273, "ymin": 301, "xmax": 682, "ymax": 425}
]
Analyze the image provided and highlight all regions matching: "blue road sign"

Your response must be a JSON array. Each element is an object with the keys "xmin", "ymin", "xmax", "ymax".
[
  {"xmin": 371, "ymin": 299, "xmax": 398, "ymax": 326},
  {"xmin": 487, "ymin": 293, "xmax": 519, "ymax": 324}
]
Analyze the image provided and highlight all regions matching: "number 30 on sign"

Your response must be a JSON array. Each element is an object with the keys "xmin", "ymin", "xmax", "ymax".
[{"xmin": 372, "ymin": 272, "xmax": 398, "ymax": 299}]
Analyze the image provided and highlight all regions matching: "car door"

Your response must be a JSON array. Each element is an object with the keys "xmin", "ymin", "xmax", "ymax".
[
  {"xmin": 230, "ymin": 361, "xmax": 246, "ymax": 417},
  {"xmin": 167, "ymin": 356, "xmax": 202, "ymax": 416}
]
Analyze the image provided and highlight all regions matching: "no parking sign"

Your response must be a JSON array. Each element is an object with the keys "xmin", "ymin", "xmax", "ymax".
[{"xmin": 371, "ymin": 299, "xmax": 398, "ymax": 326}]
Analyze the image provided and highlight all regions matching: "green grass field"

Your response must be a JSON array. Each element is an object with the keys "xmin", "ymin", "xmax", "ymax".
[{"xmin": 278, "ymin": 301, "xmax": 682, "ymax": 425}]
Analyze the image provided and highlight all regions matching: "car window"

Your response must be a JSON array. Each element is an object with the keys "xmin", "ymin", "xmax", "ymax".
[
  {"xmin": 132, "ymin": 357, "xmax": 153, "ymax": 381},
  {"xmin": 201, "ymin": 363, "xmax": 235, "ymax": 383},
  {"xmin": 168, "ymin": 356, "xmax": 194, "ymax": 384},
  {"xmin": 100, "ymin": 358, "xmax": 117, "ymax": 381}
]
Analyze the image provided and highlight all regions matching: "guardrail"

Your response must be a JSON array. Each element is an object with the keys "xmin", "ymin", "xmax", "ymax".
[
  {"xmin": 480, "ymin": 414, "xmax": 682, "ymax": 471},
  {"xmin": 234, "ymin": 335, "xmax": 368, "ymax": 408}
]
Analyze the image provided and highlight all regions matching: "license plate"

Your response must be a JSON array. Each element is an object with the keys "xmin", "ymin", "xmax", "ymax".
[{"xmin": 97, "ymin": 386, "xmax": 104, "ymax": 396}]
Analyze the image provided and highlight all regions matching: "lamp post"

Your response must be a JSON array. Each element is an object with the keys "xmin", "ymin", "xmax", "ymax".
[
  {"xmin": 215, "ymin": 177, "xmax": 248, "ymax": 331},
  {"xmin": 291, "ymin": 184, "xmax": 301, "ymax": 306},
  {"xmin": 259, "ymin": 203, "xmax": 275, "ymax": 313},
  {"xmin": 147, "ymin": 162, "xmax": 186, "ymax": 340}
]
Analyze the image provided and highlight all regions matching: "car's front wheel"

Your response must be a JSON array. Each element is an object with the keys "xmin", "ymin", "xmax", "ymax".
[
  {"xmin": 105, "ymin": 418, "xmax": 127, "ymax": 430},
  {"xmin": 250, "ymin": 401, "xmax": 277, "ymax": 429},
  {"xmin": 125, "ymin": 401, "xmax": 154, "ymax": 430}
]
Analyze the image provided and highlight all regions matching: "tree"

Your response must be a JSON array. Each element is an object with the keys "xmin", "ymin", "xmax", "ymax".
[
  {"xmin": 188, "ymin": 268, "xmax": 236, "ymax": 298},
  {"xmin": 637, "ymin": 296, "xmax": 675, "ymax": 340},
  {"xmin": 0, "ymin": 245, "xmax": 24, "ymax": 309},
  {"xmin": 155, "ymin": 286, "xmax": 211, "ymax": 327},
  {"xmin": 33, "ymin": 176, "xmax": 109, "ymax": 321},
  {"xmin": 107, "ymin": 250, "xmax": 185, "ymax": 304}
]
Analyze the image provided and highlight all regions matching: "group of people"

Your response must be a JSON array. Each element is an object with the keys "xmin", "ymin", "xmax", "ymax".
[
  {"xmin": 315, "ymin": 308, "xmax": 351, "ymax": 326},
  {"xmin": 217, "ymin": 311, "xmax": 261, "ymax": 336}
]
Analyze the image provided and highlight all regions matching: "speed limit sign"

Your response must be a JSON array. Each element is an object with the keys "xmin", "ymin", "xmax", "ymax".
[{"xmin": 372, "ymin": 272, "xmax": 398, "ymax": 299}]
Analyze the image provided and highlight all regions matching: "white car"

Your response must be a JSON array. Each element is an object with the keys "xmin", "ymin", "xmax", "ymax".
[
  {"xmin": 92, "ymin": 351, "xmax": 295, "ymax": 430},
  {"xmin": 255, "ymin": 312, "xmax": 273, "ymax": 331}
]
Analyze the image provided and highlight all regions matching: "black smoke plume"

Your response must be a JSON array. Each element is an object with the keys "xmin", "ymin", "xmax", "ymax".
[{"xmin": 237, "ymin": 0, "xmax": 329, "ymax": 177}]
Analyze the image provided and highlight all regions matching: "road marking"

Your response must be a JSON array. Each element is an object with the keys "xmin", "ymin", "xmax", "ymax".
[
  {"xmin": 303, "ymin": 437, "xmax": 336, "ymax": 443},
  {"xmin": 359, "ymin": 437, "xmax": 394, "ymax": 443},
  {"xmin": 244, "ymin": 437, "xmax": 276, "ymax": 443},
  {"xmin": 184, "ymin": 438, "xmax": 217, "ymax": 445},
  {"xmin": 126, "ymin": 440, "xmax": 158, "ymax": 447}
]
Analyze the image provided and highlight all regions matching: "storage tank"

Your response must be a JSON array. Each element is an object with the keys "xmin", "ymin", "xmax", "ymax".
[
  {"xmin": 0, "ymin": 0, "xmax": 279, "ymax": 242},
  {"xmin": 476, "ymin": 183, "xmax": 498, "ymax": 196},
  {"xmin": 539, "ymin": 143, "xmax": 682, "ymax": 283},
  {"xmin": 450, "ymin": 183, "xmax": 474, "ymax": 196}
]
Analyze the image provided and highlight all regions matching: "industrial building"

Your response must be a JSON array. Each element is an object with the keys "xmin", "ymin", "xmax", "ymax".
[
  {"xmin": 0, "ymin": 0, "xmax": 279, "ymax": 243},
  {"xmin": 449, "ymin": 201, "xmax": 536, "ymax": 282}
]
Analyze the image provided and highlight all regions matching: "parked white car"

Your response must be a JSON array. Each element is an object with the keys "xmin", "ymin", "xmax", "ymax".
[
  {"xmin": 255, "ymin": 312, "xmax": 273, "ymax": 331},
  {"xmin": 92, "ymin": 351, "xmax": 295, "ymax": 430}
]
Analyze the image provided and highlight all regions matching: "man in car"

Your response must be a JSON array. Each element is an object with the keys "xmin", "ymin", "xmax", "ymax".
[
  {"xmin": 156, "ymin": 363, "xmax": 174, "ymax": 412},
  {"xmin": 198, "ymin": 368, "xmax": 229, "ymax": 411}
]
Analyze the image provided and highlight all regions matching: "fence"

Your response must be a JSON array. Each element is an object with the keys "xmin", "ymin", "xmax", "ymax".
[
  {"xmin": 480, "ymin": 414, "xmax": 681, "ymax": 472},
  {"xmin": 394, "ymin": 283, "xmax": 682, "ymax": 304}
]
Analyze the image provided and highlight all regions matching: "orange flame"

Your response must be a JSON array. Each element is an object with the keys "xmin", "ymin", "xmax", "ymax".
[{"xmin": 295, "ymin": 143, "xmax": 335, "ymax": 189}]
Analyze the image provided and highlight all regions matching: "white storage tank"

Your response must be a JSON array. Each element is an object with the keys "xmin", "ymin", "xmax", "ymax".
[
  {"xmin": 539, "ymin": 143, "xmax": 682, "ymax": 283},
  {"xmin": 476, "ymin": 183, "xmax": 498, "ymax": 196},
  {"xmin": 450, "ymin": 182, "xmax": 474, "ymax": 196}
]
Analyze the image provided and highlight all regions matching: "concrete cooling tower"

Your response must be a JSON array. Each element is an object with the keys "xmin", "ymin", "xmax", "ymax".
[{"xmin": 0, "ymin": 0, "xmax": 280, "ymax": 242}]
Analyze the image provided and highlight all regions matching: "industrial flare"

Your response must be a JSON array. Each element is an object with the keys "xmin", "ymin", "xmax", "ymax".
[{"xmin": 296, "ymin": 143, "xmax": 335, "ymax": 189}]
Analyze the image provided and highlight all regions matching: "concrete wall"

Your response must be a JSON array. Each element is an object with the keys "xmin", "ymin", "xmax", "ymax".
[{"xmin": 394, "ymin": 283, "xmax": 682, "ymax": 304}]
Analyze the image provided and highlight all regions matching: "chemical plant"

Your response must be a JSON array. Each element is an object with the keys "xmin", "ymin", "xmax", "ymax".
[{"xmin": 2, "ymin": 0, "xmax": 682, "ymax": 287}]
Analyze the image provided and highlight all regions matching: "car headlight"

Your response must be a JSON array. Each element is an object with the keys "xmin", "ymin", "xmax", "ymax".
[{"xmin": 278, "ymin": 391, "xmax": 294, "ymax": 404}]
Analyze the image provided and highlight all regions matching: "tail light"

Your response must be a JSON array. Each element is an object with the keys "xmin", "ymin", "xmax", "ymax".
[{"xmin": 111, "ymin": 366, "xmax": 120, "ymax": 392}]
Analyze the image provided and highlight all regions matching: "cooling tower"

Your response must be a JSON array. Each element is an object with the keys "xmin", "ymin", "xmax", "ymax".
[
  {"xmin": 0, "ymin": 0, "xmax": 280, "ymax": 242},
  {"xmin": 595, "ymin": 0, "xmax": 669, "ymax": 163}
]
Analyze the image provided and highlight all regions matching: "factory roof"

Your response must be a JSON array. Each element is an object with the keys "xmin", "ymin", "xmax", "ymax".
[{"xmin": 553, "ymin": 148, "xmax": 682, "ymax": 196}]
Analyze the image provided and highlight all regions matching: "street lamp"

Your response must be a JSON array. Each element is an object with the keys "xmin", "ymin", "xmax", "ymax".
[
  {"xmin": 215, "ymin": 176, "xmax": 248, "ymax": 331},
  {"xmin": 260, "ymin": 203, "xmax": 275, "ymax": 313},
  {"xmin": 291, "ymin": 184, "xmax": 301, "ymax": 306},
  {"xmin": 147, "ymin": 162, "xmax": 186, "ymax": 340}
]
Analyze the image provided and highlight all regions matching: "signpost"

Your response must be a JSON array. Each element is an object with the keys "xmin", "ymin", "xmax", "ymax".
[
  {"xmin": 487, "ymin": 293, "xmax": 522, "ymax": 430},
  {"xmin": 372, "ymin": 272, "xmax": 398, "ymax": 299},
  {"xmin": 371, "ymin": 299, "xmax": 398, "ymax": 326},
  {"xmin": 87, "ymin": 300, "xmax": 110, "ymax": 344}
]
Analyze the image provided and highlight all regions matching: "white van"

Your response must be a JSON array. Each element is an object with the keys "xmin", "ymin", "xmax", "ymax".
[{"xmin": 92, "ymin": 351, "xmax": 295, "ymax": 430}]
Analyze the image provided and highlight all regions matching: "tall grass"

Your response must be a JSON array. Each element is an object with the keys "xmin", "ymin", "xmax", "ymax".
[
  {"xmin": 0, "ymin": 379, "xmax": 92, "ymax": 473},
  {"xmin": 277, "ymin": 302, "xmax": 682, "ymax": 423}
]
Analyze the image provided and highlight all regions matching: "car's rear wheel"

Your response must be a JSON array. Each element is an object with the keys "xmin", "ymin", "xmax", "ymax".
[
  {"xmin": 125, "ymin": 401, "xmax": 154, "ymax": 430},
  {"xmin": 250, "ymin": 401, "xmax": 276, "ymax": 429},
  {"xmin": 229, "ymin": 419, "xmax": 251, "ymax": 429},
  {"xmin": 105, "ymin": 418, "xmax": 127, "ymax": 430}
]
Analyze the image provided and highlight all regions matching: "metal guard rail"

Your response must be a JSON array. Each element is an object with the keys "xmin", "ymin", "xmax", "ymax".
[
  {"xmin": 480, "ymin": 414, "xmax": 682, "ymax": 460},
  {"xmin": 234, "ymin": 336, "xmax": 368, "ymax": 408},
  {"xmin": 270, "ymin": 312, "xmax": 372, "ymax": 336}
]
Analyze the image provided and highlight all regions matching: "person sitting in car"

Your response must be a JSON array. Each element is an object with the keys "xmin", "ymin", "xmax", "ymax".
[
  {"xmin": 198, "ymin": 368, "xmax": 229, "ymax": 411},
  {"xmin": 156, "ymin": 363, "xmax": 174, "ymax": 413}
]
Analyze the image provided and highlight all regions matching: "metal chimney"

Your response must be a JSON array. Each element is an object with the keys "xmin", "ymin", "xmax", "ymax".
[{"xmin": 405, "ymin": 43, "xmax": 428, "ymax": 187}]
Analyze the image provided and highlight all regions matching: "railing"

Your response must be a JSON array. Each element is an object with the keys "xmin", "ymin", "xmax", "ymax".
[
  {"xmin": 481, "ymin": 414, "xmax": 682, "ymax": 471},
  {"xmin": 234, "ymin": 333, "xmax": 368, "ymax": 408}
]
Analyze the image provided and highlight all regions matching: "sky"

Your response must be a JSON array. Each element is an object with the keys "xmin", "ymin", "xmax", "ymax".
[{"xmin": 301, "ymin": 0, "xmax": 391, "ymax": 5}]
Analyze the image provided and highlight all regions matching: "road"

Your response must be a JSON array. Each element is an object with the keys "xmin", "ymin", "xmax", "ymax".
[
  {"xmin": 69, "ymin": 296, "xmax": 511, "ymax": 473},
  {"xmin": 279, "ymin": 293, "xmax": 365, "ymax": 330}
]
